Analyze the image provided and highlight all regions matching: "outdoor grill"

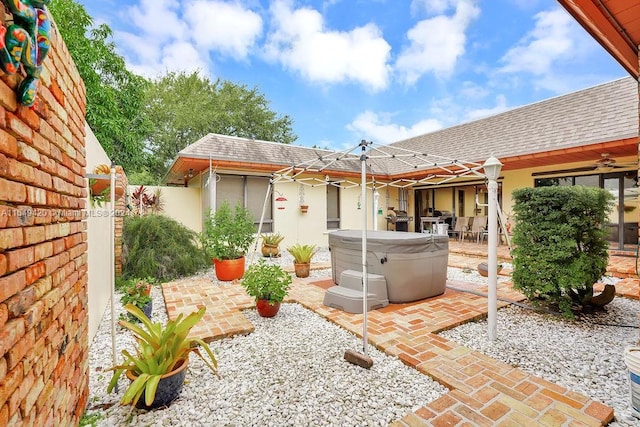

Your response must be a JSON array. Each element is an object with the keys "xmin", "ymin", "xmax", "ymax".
[{"xmin": 385, "ymin": 209, "xmax": 413, "ymax": 232}]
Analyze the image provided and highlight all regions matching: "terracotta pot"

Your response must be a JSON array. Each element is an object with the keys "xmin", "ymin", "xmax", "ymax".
[
  {"xmin": 300, "ymin": 205, "xmax": 309, "ymax": 213},
  {"xmin": 294, "ymin": 262, "xmax": 310, "ymax": 278},
  {"xmin": 256, "ymin": 299, "xmax": 281, "ymax": 317},
  {"xmin": 261, "ymin": 244, "xmax": 280, "ymax": 258},
  {"xmin": 141, "ymin": 284, "xmax": 152, "ymax": 296},
  {"xmin": 90, "ymin": 179, "xmax": 125, "ymax": 197},
  {"xmin": 126, "ymin": 358, "xmax": 188, "ymax": 409},
  {"xmin": 213, "ymin": 256, "xmax": 245, "ymax": 281}
]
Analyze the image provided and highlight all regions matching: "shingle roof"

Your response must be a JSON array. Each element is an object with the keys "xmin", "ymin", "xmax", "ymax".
[
  {"xmin": 384, "ymin": 76, "xmax": 637, "ymax": 174},
  {"xmin": 179, "ymin": 134, "xmax": 362, "ymax": 173},
  {"xmin": 172, "ymin": 77, "xmax": 637, "ymax": 178}
]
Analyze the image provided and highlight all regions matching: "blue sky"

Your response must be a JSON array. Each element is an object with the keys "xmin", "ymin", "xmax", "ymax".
[{"xmin": 76, "ymin": 0, "xmax": 627, "ymax": 151}]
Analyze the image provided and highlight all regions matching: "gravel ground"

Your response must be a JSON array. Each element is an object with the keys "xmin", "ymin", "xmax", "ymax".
[
  {"xmin": 86, "ymin": 248, "xmax": 447, "ymax": 426},
  {"xmin": 439, "ymin": 274, "xmax": 640, "ymax": 426},
  {"xmin": 85, "ymin": 248, "xmax": 640, "ymax": 426}
]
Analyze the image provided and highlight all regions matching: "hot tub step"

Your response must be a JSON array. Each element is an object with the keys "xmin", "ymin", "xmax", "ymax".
[
  {"xmin": 340, "ymin": 269, "xmax": 387, "ymax": 293},
  {"xmin": 323, "ymin": 286, "xmax": 385, "ymax": 314}
]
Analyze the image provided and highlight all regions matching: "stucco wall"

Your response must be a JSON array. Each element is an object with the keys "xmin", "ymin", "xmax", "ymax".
[
  {"xmin": 128, "ymin": 185, "xmax": 202, "ymax": 233},
  {"xmin": 85, "ymin": 124, "xmax": 112, "ymax": 342}
]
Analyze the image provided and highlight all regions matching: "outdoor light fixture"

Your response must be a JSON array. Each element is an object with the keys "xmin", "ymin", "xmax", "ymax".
[
  {"xmin": 482, "ymin": 156, "xmax": 502, "ymax": 181},
  {"xmin": 187, "ymin": 168, "xmax": 194, "ymax": 178},
  {"xmin": 482, "ymin": 155, "xmax": 503, "ymax": 342}
]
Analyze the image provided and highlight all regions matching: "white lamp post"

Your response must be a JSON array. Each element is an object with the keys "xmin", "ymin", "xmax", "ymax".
[{"xmin": 482, "ymin": 156, "xmax": 502, "ymax": 341}]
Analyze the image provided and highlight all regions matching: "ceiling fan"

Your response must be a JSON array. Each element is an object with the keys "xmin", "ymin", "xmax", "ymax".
[{"xmin": 533, "ymin": 153, "xmax": 637, "ymax": 177}]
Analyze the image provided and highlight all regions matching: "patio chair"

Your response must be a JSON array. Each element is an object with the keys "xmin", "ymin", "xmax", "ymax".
[
  {"xmin": 449, "ymin": 216, "xmax": 469, "ymax": 241},
  {"xmin": 462, "ymin": 216, "xmax": 487, "ymax": 243}
]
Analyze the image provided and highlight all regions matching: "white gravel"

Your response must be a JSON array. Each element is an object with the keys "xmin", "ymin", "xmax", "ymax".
[
  {"xmin": 86, "ymin": 248, "xmax": 447, "ymax": 426},
  {"xmin": 440, "ymin": 270, "xmax": 640, "ymax": 426},
  {"xmin": 85, "ymin": 248, "xmax": 640, "ymax": 426}
]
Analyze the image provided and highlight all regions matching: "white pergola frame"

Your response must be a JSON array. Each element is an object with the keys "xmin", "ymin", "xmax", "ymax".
[{"xmin": 252, "ymin": 140, "xmax": 500, "ymax": 354}]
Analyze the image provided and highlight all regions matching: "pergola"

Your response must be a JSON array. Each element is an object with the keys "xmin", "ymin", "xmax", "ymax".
[{"xmin": 253, "ymin": 140, "xmax": 504, "ymax": 354}]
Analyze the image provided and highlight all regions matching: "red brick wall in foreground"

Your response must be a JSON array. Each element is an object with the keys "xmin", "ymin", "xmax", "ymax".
[{"xmin": 0, "ymin": 9, "xmax": 89, "ymax": 427}]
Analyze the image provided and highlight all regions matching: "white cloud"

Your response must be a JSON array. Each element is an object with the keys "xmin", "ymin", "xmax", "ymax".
[
  {"xmin": 459, "ymin": 80, "xmax": 489, "ymax": 99},
  {"xmin": 116, "ymin": 0, "xmax": 264, "ymax": 77},
  {"xmin": 184, "ymin": 1, "xmax": 263, "ymax": 59},
  {"xmin": 411, "ymin": 0, "xmax": 458, "ymax": 15},
  {"xmin": 347, "ymin": 111, "xmax": 443, "ymax": 144},
  {"xmin": 128, "ymin": 0, "xmax": 187, "ymax": 42},
  {"xmin": 396, "ymin": 0, "xmax": 480, "ymax": 84},
  {"xmin": 160, "ymin": 42, "xmax": 210, "ymax": 75},
  {"xmin": 465, "ymin": 94, "xmax": 509, "ymax": 120},
  {"xmin": 264, "ymin": 0, "xmax": 392, "ymax": 91},
  {"xmin": 123, "ymin": 40, "xmax": 210, "ymax": 78},
  {"xmin": 499, "ymin": 8, "xmax": 576, "ymax": 75}
]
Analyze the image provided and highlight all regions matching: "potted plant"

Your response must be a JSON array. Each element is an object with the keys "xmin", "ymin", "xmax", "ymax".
[
  {"xmin": 201, "ymin": 201, "xmax": 256, "ymax": 281},
  {"xmin": 286, "ymin": 243, "xmax": 318, "ymax": 278},
  {"xmin": 241, "ymin": 259, "xmax": 292, "ymax": 317},
  {"xmin": 261, "ymin": 233, "xmax": 285, "ymax": 258},
  {"xmin": 120, "ymin": 279, "xmax": 153, "ymax": 321},
  {"xmin": 107, "ymin": 304, "xmax": 218, "ymax": 409}
]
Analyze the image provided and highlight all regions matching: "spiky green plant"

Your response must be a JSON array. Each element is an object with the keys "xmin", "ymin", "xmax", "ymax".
[
  {"xmin": 107, "ymin": 304, "xmax": 218, "ymax": 407},
  {"xmin": 261, "ymin": 232, "xmax": 285, "ymax": 246},
  {"xmin": 286, "ymin": 243, "xmax": 318, "ymax": 264}
]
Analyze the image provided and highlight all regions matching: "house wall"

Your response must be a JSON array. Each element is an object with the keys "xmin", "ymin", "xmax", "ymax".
[
  {"xmin": 0, "ymin": 12, "xmax": 89, "ymax": 427},
  {"xmin": 128, "ymin": 185, "xmax": 202, "ymax": 233},
  {"xmin": 501, "ymin": 155, "xmax": 638, "ymax": 216},
  {"xmin": 264, "ymin": 179, "xmax": 380, "ymax": 247}
]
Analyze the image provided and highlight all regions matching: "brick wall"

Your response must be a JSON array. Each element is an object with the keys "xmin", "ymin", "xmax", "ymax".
[
  {"xmin": 114, "ymin": 166, "xmax": 127, "ymax": 276},
  {"xmin": 0, "ymin": 9, "xmax": 88, "ymax": 427}
]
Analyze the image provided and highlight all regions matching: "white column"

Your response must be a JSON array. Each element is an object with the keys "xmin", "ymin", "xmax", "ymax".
[
  {"xmin": 487, "ymin": 178, "xmax": 498, "ymax": 341},
  {"xmin": 482, "ymin": 156, "xmax": 502, "ymax": 342}
]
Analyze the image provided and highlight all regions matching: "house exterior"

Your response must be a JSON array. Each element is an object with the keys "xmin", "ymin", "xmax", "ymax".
[{"xmin": 164, "ymin": 76, "xmax": 638, "ymax": 251}]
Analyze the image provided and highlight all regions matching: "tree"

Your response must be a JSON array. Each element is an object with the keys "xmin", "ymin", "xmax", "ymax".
[
  {"xmin": 48, "ymin": 0, "xmax": 151, "ymax": 172},
  {"xmin": 143, "ymin": 71, "xmax": 297, "ymax": 179}
]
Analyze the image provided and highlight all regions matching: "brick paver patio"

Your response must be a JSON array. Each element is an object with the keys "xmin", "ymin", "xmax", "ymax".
[{"xmin": 162, "ymin": 242, "xmax": 640, "ymax": 426}]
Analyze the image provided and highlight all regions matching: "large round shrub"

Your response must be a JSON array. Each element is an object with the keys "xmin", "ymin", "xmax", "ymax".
[
  {"xmin": 511, "ymin": 185, "xmax": 613, "ymax": 317},
  {"xmin": 122, "ymin": 214, "xmax": 209, "ymax": 280}
]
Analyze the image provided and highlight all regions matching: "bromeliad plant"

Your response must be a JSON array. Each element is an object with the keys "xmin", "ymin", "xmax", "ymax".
[{"xmin": 107, "ymin": 304, "xmax": 218, "ymax": 408}]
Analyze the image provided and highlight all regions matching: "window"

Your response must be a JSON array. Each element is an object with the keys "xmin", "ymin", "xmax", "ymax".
[
  {"xmin": 534, "ymin": 177, "xmax": 572, "ymax": 187},
  {"xmin": 327, "ymin": 183, "xmax": 340, "ymax": 229},
  {"xmin": 214, "ymin": 174, "xmax": 273, "ymax": 232}
]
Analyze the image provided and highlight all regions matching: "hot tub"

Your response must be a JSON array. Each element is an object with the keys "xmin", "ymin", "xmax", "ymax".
[{"xmin": 329, "ymin": 230, "xmax": 448, "ymax": 303}]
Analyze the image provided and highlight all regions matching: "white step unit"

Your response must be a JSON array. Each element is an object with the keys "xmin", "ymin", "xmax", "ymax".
[{"xmin": 322, "ymin": 270, "xmax": 389, "ymax": 314}]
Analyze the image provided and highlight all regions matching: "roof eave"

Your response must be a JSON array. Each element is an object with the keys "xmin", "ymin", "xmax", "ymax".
[{"xmin": 557, "ymin": 0, "xmax": 639, "ymax": 78}]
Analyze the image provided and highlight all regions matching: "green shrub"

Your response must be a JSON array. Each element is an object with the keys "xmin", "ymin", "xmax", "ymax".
[
  {"xmin": 241, "ymin": 259, "xmax": 292, "ymax": 303},
  {"xmin": 511, "ymin": 186, "xmax": 613, "ymax": 317},
  {"xmin": 122, "ymin": 214, "xmax": 209, "ymax": 280},
  {"xmin": 200, "ymin": 201, "xmax": 256, "ymax": 260}
]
